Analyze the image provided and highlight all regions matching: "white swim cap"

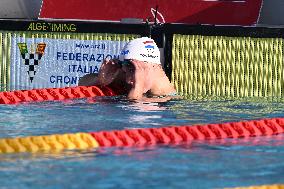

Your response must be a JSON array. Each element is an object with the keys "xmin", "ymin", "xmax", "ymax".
[{"xmin": 120, "ymin": 37, "xmax": 161, "ymax": 64}]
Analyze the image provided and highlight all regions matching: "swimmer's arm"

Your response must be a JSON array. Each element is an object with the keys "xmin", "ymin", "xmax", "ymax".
[
  {"xmin": 78, "ymin": 59, "xmax": 121, "ymax": 86},
  {"xmin": 127, "ymin": 87, "xmax": 144, "ymax": 100},
  {"xmin": 78, "ymin": 73, "xmax": 99, "ymax": 86},
  {"xmin": 96, "ymin": 59, "xmax": 122, "ymax": 86}
]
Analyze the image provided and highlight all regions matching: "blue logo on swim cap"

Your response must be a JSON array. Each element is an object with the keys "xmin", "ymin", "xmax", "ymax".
[
  {"xmin": 121, "ymin": 50, "xmax": 130, "ymax": 55},
  {"xmin": 145, "ymin": 45, "xmax": 155, "ymax": 49}
]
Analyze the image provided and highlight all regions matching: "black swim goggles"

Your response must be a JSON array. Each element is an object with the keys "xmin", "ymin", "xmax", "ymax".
[{"xmin": 118, "ymin": 59, "xmax": 132, "ymax": 67}]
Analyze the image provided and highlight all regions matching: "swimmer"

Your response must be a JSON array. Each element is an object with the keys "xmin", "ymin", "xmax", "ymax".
[{"xmin": 79, "ymin": 37, "xmax": 177, "ymax": 101}]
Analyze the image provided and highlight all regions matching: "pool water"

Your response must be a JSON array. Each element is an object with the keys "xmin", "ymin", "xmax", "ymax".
[{"xmin": 0, "ymin": 96, "xmax": 284, "ymax": 189}]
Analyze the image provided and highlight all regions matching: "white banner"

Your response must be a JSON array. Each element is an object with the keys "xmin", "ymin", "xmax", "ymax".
[{"xmin": 10, "ymin": 37, "xmax": 127, "ymax": 90}]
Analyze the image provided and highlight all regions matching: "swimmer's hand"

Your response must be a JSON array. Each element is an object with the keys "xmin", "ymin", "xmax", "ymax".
[
  {"xmin": 97, "ymin": 59, "xmax": 121, "ymax": 86},
  {"xmin": 128, "ymin": 60, "xmax": 154, "ymax": 99}
]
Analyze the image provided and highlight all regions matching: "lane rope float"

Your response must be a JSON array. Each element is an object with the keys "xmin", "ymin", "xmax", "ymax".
[
  {"xmin": 229, "ymin": 184, "xmax": 284, "ymax": 189},
  {"xmin": 0, "ymin": 117, "xmax": 283, "ymax": 154},
  {"xmin": 0, "ymin": 86, "xmax": 116, "ymax": 104}
]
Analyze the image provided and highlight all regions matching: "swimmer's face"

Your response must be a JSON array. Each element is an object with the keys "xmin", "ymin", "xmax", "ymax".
[{"xmin": 120, "ymin": 60, "xmax": 135, "ymax": 85}]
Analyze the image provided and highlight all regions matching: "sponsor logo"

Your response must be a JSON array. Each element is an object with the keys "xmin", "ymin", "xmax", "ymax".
[
  {"xmin": 27, "ymin": 22, "xmax": 77, "ymax": 32},
  {"xmin": 121, "ymin": 50, "xmax": 130, "ymax": 55},
  {"xmin": 143, "ymin": 40, "xmax": 155, "ymax": 55},
  {"xmin": 145, "ymin": 45, "xmax": 155, "ymax": 49},
  {"xmin": 17, "ymin": 43, "xmax": 46, "ymax": 82}
]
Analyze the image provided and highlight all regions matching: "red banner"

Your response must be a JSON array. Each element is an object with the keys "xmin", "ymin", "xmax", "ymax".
[{"xmin": 39, "ymin": 0, "xmax": 263, "ymax": 26}]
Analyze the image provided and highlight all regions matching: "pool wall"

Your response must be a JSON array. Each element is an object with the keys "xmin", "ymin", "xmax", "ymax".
[
  {"xmin": 0, "ymin": 19, "xmax": 284, "ymax": 99},
  {"xmin": 162, "ymin": 24, "xmax": 284, "ymax": 99}
]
